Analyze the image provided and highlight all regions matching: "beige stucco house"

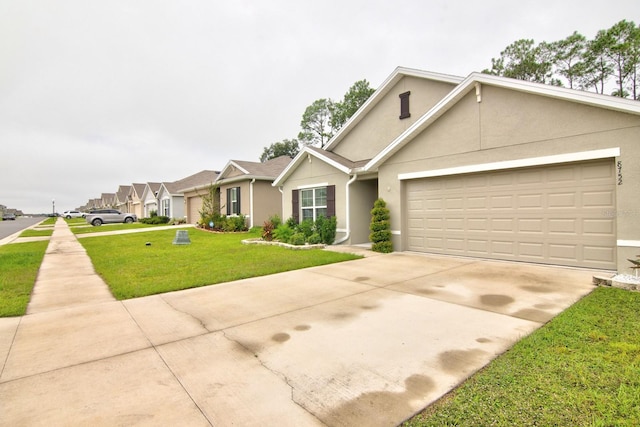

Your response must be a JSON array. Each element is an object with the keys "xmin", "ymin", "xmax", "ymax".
[
  {"xmin": 175, "ymin": 170, "xmax": 219, "ymax": 224},
  {"xmin": 274, "ymin": 66, "xmax": 640, "ymax": 273},
  {"xmin": 216, "ymin": 156, "xmax": 291, "ymax": 228},
  {"xmin": 127, "ymin": 183, "xmax": 146, "ymax": 218}
]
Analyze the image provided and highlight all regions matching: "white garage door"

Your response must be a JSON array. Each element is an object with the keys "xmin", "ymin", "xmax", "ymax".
[{"xmin": 405, "ymin": 160, "xmax": 616, "ymax": 269}]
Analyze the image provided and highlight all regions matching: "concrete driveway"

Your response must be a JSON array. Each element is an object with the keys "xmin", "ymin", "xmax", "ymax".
[{"xmin": 0, "ymin": 221, "xmax": 601, "ymax": 426}]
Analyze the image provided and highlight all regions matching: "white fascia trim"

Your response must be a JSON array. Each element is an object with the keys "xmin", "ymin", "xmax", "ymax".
[
  {"xmin": 297, "ymin": 182, "xmax": 329, "ymax": 190},
  {"xmin": 618, "ymin": 240, "xmax": 640, "ymax": 247},
  {"xmin": 398, "ymin": 148, "xmax": 621, "ymax": 181}
]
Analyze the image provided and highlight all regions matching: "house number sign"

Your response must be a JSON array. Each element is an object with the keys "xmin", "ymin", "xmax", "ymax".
[{"xmin": 617, "ymin": 161, "xmax": 623, "ymax": 185}]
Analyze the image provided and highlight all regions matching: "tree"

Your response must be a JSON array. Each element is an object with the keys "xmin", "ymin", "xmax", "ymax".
[
  {"xmin": 483, "ymin": 39, "xmax": 556, "ymax": 84},
  {"xmin": 198, "ymin": 183, "xmax": 221, "ymax": 228},
  {"xmin": 330, "ymin": 79, "xmax": 376, "ymax": 130},
  {"xmin": 259, "ymin": 139, "xmax": 300, "ymax": 162},
  {"xmin": 549, "ymin": 31, "xmax": 587, "ymax": 89},
  {"xmin": 298, "ymin": 98, "xmax": 335, "ymax": 148},
  {"xmin": 599, "ymin": 20, "xmax": 640, "ymax": 98}
]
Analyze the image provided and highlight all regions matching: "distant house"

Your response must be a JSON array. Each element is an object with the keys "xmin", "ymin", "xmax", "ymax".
[
  {"xmin": 215, "ymin": 156, "xmax": 291, "ymax": 228},
  {"xmin": 140, "ymin": 182, "xmax": 161, "ymax": 217},
  {"xmin": 274, "ymin": 66, "xmax": 640, "ymax": 273},
  {"xmin": 127, "ymin": 183, "xmax": 146, "ymax": 218},
  {"xmin": 100, "ymin": 193, "xmax": 116, "ymax": 209},
  {"xmin": 175, "ymin": 170, "xmax": 220, "ymax": 224},
  {"xmin": 114, "ymin": 185, "xmax": 132, "ymax": 212}
]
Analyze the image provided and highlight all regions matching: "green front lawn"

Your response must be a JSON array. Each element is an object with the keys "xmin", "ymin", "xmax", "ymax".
[
  {"xmin": 80, "ymin": 228, "xmax": 361, "ymax": 299},
  {"xmin": 405, "ymin": 286, "xmax": 640, "ymax": 426},
  {"xmin": 0, "ymin": 241, "xmax": 48, "ymax": 316}
]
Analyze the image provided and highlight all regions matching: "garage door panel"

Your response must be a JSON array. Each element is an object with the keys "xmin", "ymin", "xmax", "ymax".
[
  {"xmin": 582, "ymin": 190, "xmax": 614, "ymax": 207},
  {"xmin": 405, "ymin": 160, "xmax": 616, "ymax": 269},
  {"xmin": 582, "ymin": 218, "xmax": 615, "ymax": 236}
]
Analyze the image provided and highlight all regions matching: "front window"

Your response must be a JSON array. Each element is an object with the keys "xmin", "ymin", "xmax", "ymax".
[
  {"xmin": 301, "ymin": 187, "xmax": 327, "ymax": 221},
  {"xmin": 161, "ymin": 199, "xmax": 170, "ymax": 217},
  {"xmin": 227, "ymin": 187, "xmax": 240, "ymax": 215}
]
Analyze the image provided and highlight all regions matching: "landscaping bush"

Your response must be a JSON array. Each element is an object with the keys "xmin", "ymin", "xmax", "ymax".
[
  {"xmin": 370, "ymin": 198, "xmax": 393, "ymax": 253},
  {"xmin": 307, "ymin": 233, "xmax": 322, "ymax": 245},
  {"xmin": 273, "ymin": 223, "xmax": 294, "ymax": 242},
  {"xmin": 262, "ymin": 215, "xmax": 281, "ymax": 241},
  {"xmin": 297, "ymin": 219, "xmax": 315, "ymax": 238},
  {"xmin": 316, "ymin": 215, "xmax": 337, "ymax": 245},
  {"xmin": 140, "ymin": 215, "xmax": 170, "ymax": 225},
  {"xmin": 289, "ymin": 232, "xmax": 306, "ymax": 246},
  {"xmin": 266, "ymin": 216, "xmax": 337, "ymax": 246}
]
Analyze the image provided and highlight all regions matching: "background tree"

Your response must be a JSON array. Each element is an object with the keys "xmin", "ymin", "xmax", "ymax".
[
  {"xmin": 484, "ymin": 39, "xmax": 556, "ymax": 84},
  {"xmin": 600, "ymin": 20, "xmax": 640, "ymax": 98},
  {"xmin": 549, "ymin": 31, "xmax": 587, "ymax": 89},
  {"xmin": 330, "ymin": 79, "xmax": 376, "ymax": 130},
  {"xmin": 298, "ymin": 98, "xmax": 335, "ymax": 148},
  {"xmin": 259, "ymin": 139, "xmax": 300, "ymax": 162}
]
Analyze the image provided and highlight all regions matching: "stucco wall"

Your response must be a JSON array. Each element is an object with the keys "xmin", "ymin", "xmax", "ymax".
[
  {"xmin": 331, "ymin": 76, "xmax": 457, "ymax": 161},
  {"xmin": 250, "ymin": 180, "xmax": 283, "ymax": 228},
  {"xmin": 379, "ymin": 85, "xmax": 640, "ymax": 272}
]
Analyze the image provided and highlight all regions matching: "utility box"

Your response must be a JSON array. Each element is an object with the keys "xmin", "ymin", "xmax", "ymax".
[{"xmin": 173, "ymin": 230, "xmax": 191, "ymax": 245}]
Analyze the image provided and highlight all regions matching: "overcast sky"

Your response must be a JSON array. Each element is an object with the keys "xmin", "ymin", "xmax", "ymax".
[{"xmin": 1, "ymin": 1, "xmax": 638, "ymax": 214}]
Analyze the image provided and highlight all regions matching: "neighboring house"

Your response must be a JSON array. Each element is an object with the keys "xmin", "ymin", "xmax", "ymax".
[
  {"xmin": 274, "ymin": 66, "xmax": 640, "ymax": 273},
  {"xmin": 127, "ymin": 183, "xmax": 146, "ymax": 218},
  {"xmin": 101, "ymin": 193, "xmax": 116, "ymax": 209},
  {"xmin": 176, "ymin": 170, "xmax": 220, "ymax": 224},
  {"xmin": 216, "ymin": 156, "xmax": 292, "ymax": 228},
  {"xmin": 114, "ymin": 185, "xmax": 132, "ymax": 212},
  {"xmin": 140, "ymin": 182, "xmax": 161, "ymax": 217}
]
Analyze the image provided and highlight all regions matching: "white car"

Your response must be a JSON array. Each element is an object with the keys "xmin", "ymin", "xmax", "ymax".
[{"xmin": 62, "ymin": 210, "xmax": 85, "ymax": 219}]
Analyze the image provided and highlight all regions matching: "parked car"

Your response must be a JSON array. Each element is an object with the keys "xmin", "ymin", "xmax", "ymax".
[
  {"xmin": 85, "ymin": 209, "xmax": 137, "ymax": 226},
  {"xmin": 62, "ymin": 210, "xmax": 85, "ymax": 219},
  {"xmin": 2, "ymin": 213, "xmax": 16, "ymax": 220}
]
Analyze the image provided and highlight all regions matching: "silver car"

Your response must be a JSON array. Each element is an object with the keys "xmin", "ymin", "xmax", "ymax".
[{"xmin": 86, "ymin": 209, "xmax": 137, "ymax": 226}]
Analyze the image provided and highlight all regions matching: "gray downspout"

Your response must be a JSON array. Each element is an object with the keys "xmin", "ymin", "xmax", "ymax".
[{"xmin": 249, "ymin": 179, "xmax": 255, "ymax": 228}]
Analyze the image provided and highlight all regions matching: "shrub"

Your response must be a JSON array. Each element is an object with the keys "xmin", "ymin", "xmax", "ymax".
[
  {"xmin": 298, "ymin": 219, "xmax": 315, "ymax": 238},
  {"xmin": 289, "ymin": 232, "xmax": 306, "ymax": 246},
  {"xmin": 307, "ymin": 233, "xmax": 322, "ymax": 245},
  {"xmin": 273, "ymin": 224, "xmax": 294, "ymax": 242},
  {"xmin": 370, "ymin": 199, "xmax": 393, "ymax": 253},
  {"xmin": 285, "ymin": 216, "xmax": 297, "ymax": 229},
  {"xmin": 140, "ymin": 215, "xmax": 170, "ymax": 225},
  {"xmin": 262, "ymin": 215, "xmax": 282, "ymax": 241},
  {"xmin": 317, "ymin": 215, "xmax": 337, "ymax": 245}
]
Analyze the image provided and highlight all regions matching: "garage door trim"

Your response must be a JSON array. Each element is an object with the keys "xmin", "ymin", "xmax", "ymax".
[{"xmin": 398, "ymin": 147, "xmax": 620, "ymax": 181}]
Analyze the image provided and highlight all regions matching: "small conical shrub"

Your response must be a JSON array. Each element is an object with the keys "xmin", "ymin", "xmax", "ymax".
[{"xmin": 370, "ymin": 198, "xmax": 393, "ymax": 253}]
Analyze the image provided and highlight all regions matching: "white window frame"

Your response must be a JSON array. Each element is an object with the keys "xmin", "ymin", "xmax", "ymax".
[{"xmin": 300, "ymin": 187, "xmax": 327, "ymax": 222}]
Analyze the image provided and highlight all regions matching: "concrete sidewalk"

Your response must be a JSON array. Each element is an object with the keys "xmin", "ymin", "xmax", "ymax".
[{"xmin": 0, "ymin": 218, "xmax": 602, "ymax": 426}]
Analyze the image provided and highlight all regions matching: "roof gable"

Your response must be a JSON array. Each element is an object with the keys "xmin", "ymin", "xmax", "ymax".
[
  {"xmin": 217, "ymin": 156, "xmax": 292, "ymax": 184},
  {"xmin": 365, "ymin": 72, "xmax": 640, "ymax": 170},
  {"xmin": 324, "ymin": 67, "xmax": 463, "ymax": 154},
  {"xmin": 272, "ymin": 146, "xmax": 366, "ymax": 186}
]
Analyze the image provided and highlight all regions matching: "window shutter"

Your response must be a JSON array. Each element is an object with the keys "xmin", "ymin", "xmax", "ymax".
[
  {"xmin": 292, "ymin": 189, "xmax": 299, "ymax": 223},
  {"xmin": 399, "ymin": 91, "xmax": 411, "ymax": 119},
  {"xmin": 326, "ymin": 185, "xmax": 335, "ymax": 217},
  {"xmin": 226, "ymin": 188, "xmax": 231, "ymax": 215},
  {"xmin": 236, "ymin": 187, "xmax": 241, "ymax": 215}
]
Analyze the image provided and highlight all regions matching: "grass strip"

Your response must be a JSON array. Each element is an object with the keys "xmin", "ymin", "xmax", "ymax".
[
  {"xmin": 404, "ymin": 286, "xmax": 640, "ymax": 426},
  {"xmin": 72, "ymin": 222, "xmax": 158, "ymax": 234},
  {"xmin": 19, "ymin": 229, "xmax": 53, "ymax": 237},
  {"xmin": 0, "ymin": 241, "xmax": 49, "ymax": 316},
  {"xmin": 80, "ymin": 228, "xmax": 361, "ymax": 299}
]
